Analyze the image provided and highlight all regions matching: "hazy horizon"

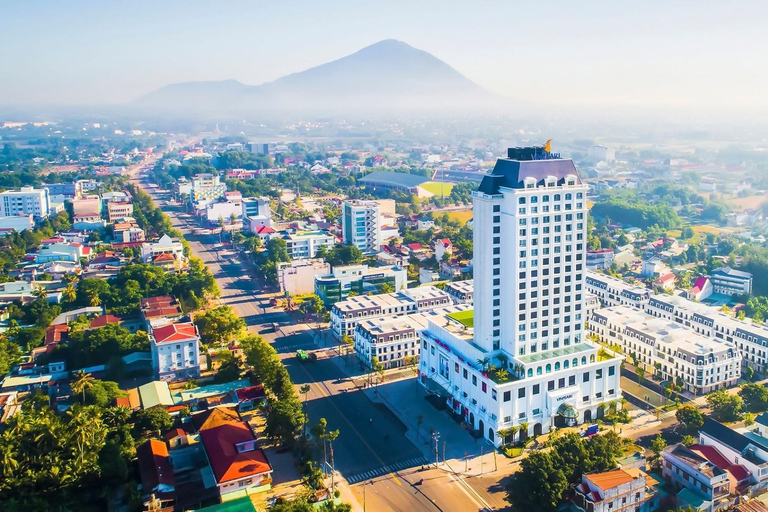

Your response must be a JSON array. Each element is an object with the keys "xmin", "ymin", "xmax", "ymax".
[{"xmin": 2, "ymin": 0, "xmax": 768, "ymax": 118}]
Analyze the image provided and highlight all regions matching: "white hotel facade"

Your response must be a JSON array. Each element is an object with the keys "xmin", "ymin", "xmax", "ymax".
[{"xmin": 418, "ymin": 147, "xmax": 621, "ymax": 446}]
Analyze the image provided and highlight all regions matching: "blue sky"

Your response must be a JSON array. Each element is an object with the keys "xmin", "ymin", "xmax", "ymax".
[{"xmin": 2, "ymin": 0, "xmax": 767, "ymax": 110}]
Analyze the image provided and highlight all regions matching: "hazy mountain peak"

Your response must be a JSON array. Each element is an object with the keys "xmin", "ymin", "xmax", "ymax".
[{"xmin": 133, "ymin": 40, "xmax": 494, "ymax": 114}]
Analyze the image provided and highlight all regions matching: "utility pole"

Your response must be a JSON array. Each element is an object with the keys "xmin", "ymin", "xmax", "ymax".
[
  {"xmin": 432, "ymin": 431, "xmax": 441, "ymax": 468},
  {"xmin": 443, "ymin": 440, "xmax": 446, "ymax": 465},
  {"xmin": 480, "ymin": 446, "xmax": 484, "ymax": 475},
  {"xmin": 464, "ymin": 451, "xmax": 468, "ymax": 473}
]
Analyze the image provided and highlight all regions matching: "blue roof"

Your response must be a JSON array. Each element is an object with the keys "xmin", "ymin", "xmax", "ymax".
[
  {"xmin": 359, "ymin": 171, "xmax": 428, "ymax": 188},
  {"xmin": 478, "ymin": 157, "xmax": 581, "ymax": 195},
  {"xmin": 712, "ymin": 266, "xmax": 752, "ymax": 279}
]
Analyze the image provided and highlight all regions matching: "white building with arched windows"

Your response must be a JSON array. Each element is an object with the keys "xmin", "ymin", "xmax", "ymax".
[{"xmin": 418, "ymin": 146, "xmax": 621, "ymax": 446}]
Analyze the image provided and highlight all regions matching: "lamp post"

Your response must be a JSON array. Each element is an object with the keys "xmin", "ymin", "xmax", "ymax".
[{"xmin": 432, "ymin": 431, "xmax": 441, "ymax": 468}]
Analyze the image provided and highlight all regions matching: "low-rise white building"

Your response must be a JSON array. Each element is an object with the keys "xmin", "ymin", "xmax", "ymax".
[
  {"xmin": 445, "ymin": 280, "xmax": 474, "ymax": 305},
  {"xmin": 574, "ymin": 468, "xmax": 659, "ymax": 512},
  {"xmin": 141, "ymin": 234, "xmax": 185, "ymax": 263},
  {"xmin": 586, "ymin": 249, "xmax": 614, "ymax": 270},
  {"xmin": 205, "ymin": 200, "xmax": 242, "ymax": 226},
  {"xmin": 0, "ymin": 215, "xmax": 34, "ymax": 233},
  {"xmin": 354, "ymin": 304, "xmax": 470, "ymax": 369},
  {"xmin": 314, "ymin": 264, "xmax": 407, "ymax": 305},
  {"xmin": 710, "ymin": 267, "xmax": 753, "ymax": 296},
  {"xmin": 585, "ymin": 271, "xmax": 651, "ymax": 309},
  {"xmin": 149, "ymin": 322, "xmax": 201, "ymax": 381},
  {"xmin": 283, "ymin": 231, "xmax": 335, "ymax": 260},
  {"xmin": 590, "ymin": 306, "xmax": 740, "ymax": 394},
  {"xmin": 331, "ymin": 286, "xmax": 452, "ymax": 340}
]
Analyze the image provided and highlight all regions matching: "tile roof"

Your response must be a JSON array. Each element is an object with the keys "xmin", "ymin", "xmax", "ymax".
[
  {"xmin": 45, "ymin": 324, "xmax": 69, "ymax": 345},
  {"xmin": 137, "ymin": 439, "xmax": 174, "ymax": 492},
  {"xmin": 152, "ymin": 322, "xmax": 198, "ymax": 344},
  {"xmin": 690, "ymin": 444, "xmax": 751, "ymax": 482},
  {"xmin": 192, "ymin": 406, "xmax": 241, "ymax": 432},
  {"xmin": 254, "ymin": 225, "xmax": 275, "ymax": 234},
  {"xmin": 199, "ymin": 422, "xmax": 272, "ymax": 484},
  {"xmin": 153, "ymin": 253, "xmax": 176, "ymax": 262},
  {"xmin": 585, "ymin": 469, "xmax": 635, "ymax": 491},
  {"xmin": 89, "ymin": 314, "xmax": 123, "ymax": 329}
]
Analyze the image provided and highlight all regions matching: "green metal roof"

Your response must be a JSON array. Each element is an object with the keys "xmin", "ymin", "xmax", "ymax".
[
  {"xmin": 518, "ymin": 342, "xmax": 592, "ymax": 365},
  {"xmin": 193, "ymin": 496, "xmax": 256, "ymax": 512}
]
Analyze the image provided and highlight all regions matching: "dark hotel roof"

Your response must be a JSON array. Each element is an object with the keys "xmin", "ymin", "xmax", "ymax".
[
  {"xmin": 359, "ymin": 171, "xmax": 429, "ymax": 189},
  {"xmin": 478, "ymin": 149, "xmax": 581, "ymax": 195}
]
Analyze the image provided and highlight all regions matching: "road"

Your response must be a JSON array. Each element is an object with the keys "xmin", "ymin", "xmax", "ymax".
[{"xmin": 130, "ymin": 175, "xmax": 488, "ymax": 511}]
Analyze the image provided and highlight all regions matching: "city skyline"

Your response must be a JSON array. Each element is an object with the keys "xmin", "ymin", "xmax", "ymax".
[{"xmin": 2, "ymin": 0, "xmax": 768, "ymax": 116}]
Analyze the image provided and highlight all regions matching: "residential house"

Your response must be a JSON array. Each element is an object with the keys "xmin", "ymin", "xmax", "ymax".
[
  {"xmin": 662, "ymin": 444, "xmax": 731, "ymax": 511},
  {"xmin": 435, "ymin": 238, "xmax": 453, "ymax": 262},
  {"xmin": 655, "ymin": 272, "xmax": 676, "ymax": 292},
  {"xmin": 688, "ymin": 276, "xmax": 714, "ymax": 302},
  {"xmin": 574, "ymin": 467, "xmax": 660, "ymax": 512},
  {"xmin": 149, "ymin": 322, "xmax": 201, "ymax": 381}
]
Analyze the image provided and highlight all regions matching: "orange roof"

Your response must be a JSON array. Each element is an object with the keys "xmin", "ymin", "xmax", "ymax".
[
  {"xmin": 153, "ymin": 253, "xmax": 176, "ymax": 262},
  {"xmin": 141, "ymin": 296, "xmax": 175, "ymax": 307},
  {"xmin": 586, "ymin": 469, "xmax": 636, "ymax": 491},
  {"xmin": 152, "ymin": 322, "xmax": 197, "ymax": 344},
  {"xmin": 137, "ymin": 439, "xmax": 174, "ymax": 491},
  {"xmin": 199, "ymin": 422, "xmax": 272, "ymax": 483}
]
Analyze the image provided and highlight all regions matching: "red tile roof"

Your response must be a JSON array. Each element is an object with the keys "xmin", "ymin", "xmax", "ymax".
[
  {"xmin": 690, "ymin": 444, "xmax": 751, "ymax": 482},
  {"xmin": 143, "ymin": 306, "xmax": 183, "ymax": 319},
  {"xmin": 199, "ymin": 422, "xmax": 272, "ymax": 484},
  {"xmin": 89, "ymin": 314, "xmax": 123, "ymax": 329},
  {"xmin": 45, "ymin": 324, "xmax": 69, "ymax": 345},
  {"xmin": 438, "ymin": 238, "xmax": 452, "ymax": 247},
  {"xmin": 235, "ymin": 385, "xmax": 265, "ymax": 402},
  {"xmin": 137, "ymin": 439, "xmax": 174, "ymax": 491},
  {"xmin": 407, "ymin": 243, "xmax": 423, "ymax": 251},
  {"xmin": 152, "ymin": 323, "xmax": 198, "ymax": 344},
  {"xmin": 254, "ymin": 225, "xmax": 276, "ymax": 234},
  {"xmin": 141, "ymin": 296, "xmax": 175, "ymax": 308},
  {"xmin": 165, "ymin": 428, "xmax": 186, "ymax": 442}
]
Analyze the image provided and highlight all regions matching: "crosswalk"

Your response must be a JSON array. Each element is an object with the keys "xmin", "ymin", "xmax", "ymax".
[{"xmin": 346, "ymin": 456, "xmax": 430, "ymax": 484}]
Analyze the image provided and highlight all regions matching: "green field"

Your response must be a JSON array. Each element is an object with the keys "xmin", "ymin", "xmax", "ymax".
[
  {"xmin": 447, "ymin": 309, "xmax": 474, "ymax": 328},
  {"xmin": 420, "ymin": 181, "xmax": 455, "ymax": 196}
]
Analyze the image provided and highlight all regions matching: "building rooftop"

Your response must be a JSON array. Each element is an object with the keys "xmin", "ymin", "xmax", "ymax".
[
  {"xmin": 518, "ymin": 342, "xmax": 593, "ymax": 365},
  {"xmin": 585, "ymin": 468, "xmax": 636, "ymax": 491},
  {"xmin": 199, "ymin": 422, "xmax": 272, "ymax": 484},
  {"xmin": 359, "ymin": 170, "xmax": 429, "ymax": 188},
  {"xmin": 478, "ymin": 154, "xmax": 581, "ymax": 195},
  {"xmin": 446, "ymin": 309, "xmax": 473, "ymax": 328},
  {"xmin": 152, "ymin": 322, "xmax": 198, "ymax": 344}
]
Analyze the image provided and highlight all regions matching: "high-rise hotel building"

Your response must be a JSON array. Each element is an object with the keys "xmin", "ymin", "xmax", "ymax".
[{"xmin": 418, "ymin": 146, "xmax": 622, "ymax": 445}]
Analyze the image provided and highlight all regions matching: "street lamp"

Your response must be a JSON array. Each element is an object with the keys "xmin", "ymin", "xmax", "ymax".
[{"xmin": 432, "ymin": 431, "xmax": 441, "ymax": 467}]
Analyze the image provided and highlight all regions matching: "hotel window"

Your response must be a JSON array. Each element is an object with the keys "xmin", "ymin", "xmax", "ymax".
[{"xmin": 503, "ymin": 391, "xmax": 511, "ymax": 402}]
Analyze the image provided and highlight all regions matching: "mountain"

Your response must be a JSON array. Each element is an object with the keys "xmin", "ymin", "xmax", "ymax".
[{"xmin": 133, "ymin": 40, "xmax": 494, "ymax": 114}]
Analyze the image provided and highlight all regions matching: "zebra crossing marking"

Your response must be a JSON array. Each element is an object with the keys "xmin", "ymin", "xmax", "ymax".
[{"xmin": 346, "ymin": 456, "xmax": 430, "ymax": 484}]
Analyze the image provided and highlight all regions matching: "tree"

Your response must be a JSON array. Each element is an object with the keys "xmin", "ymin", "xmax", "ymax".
[
  {"xmin": 194, "ymin": 306, "xmax": 246, "ymax": 345},
  {"xmin": 676, "ymin": 404, "xmax": 704, "ymax": 433},
  {"xmin": 681, "ymin": 435, "xmax": 696, "ymax": 447},
  {"xmin": 706, "ymin": 389, "xmax": 743, "ymax": 422},
  {"xmin": 681, "ymin": 226, "xmax": 695, "ymax": 239},
  {"xmin": 650, "ymin": 434, "xmax": 667, "ymax": 460},
  {"xmin": 83, "ymin": 380, "xmax": 128, "ymax": 408},
  {"xmin": 744, "ymin": 365, "xmax": 756, "ymax": 382},
  {"xmin": 550, "ymin": 432, "xmax": 591, "ymax": 483},
  {"xmin": 505, "ymin": 451, "xmax": 568, "ymax": 512},
  {"xmin": 740, "ymin": 383, "xmax": 768, "ymax": 412},
  {"xmin": 213, "ymin": 350, "xmax": 243, "ymax": 383},
  {"xmin": 745, "ymin": 412, "xmax": 756, "ymax": 427},
  {"xmin": 133, "ymin": 407, "xmax": 173, "ymax": 437},
  {"xmin": 299, "ymin": 294, "xmax": 325, "ymax": 318},
  {"xmin": 324, "ymin": 245, "xmax": 364, "ymax": 267},
  {"xmin": 265, "ymin": 399, "xmax": 305, "ymax": 446},
  {"xmin": 70, "ymin": 371, "xmax": 95, "ymax": 404}
]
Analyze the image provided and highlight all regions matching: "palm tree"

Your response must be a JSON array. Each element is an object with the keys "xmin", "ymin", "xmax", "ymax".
[
  {"xmin": 229, "ymin": 213, "xmax": 237, "ymax": 225},
  {"xmin": 0, "ymin": 439, "xmax": 19, "ymax": 477},
  {"xmin": 88, "ymin": 292, "xmax": 101, "ymax": 307},
  {"xmin": 63, "ymin": 283, "xmax": 77, "ymax": 303},
  {"xmin": 322, "ymin": 429, "xmax": 340, "ymax": 489},
  {"xmin": 32, "ymin": 286, "xmax": 47, "ymax": 300},
  {"xmin": 477, "ymin": 357, "xmax": 491, "ymax": 372},
  {"xmin": 519, "ymin": 422, "xmax": 529, "ymax": 441},
  {"xmin": 71, "ymin": 371, "xmax": 95, "ymax": 404},
  {"xmin": 300, "ymin": 384, "xmax": 311, "ymax": 404}
]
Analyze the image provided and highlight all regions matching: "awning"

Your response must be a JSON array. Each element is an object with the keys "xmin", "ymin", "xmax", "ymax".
[{"xmin": 557, "ymin": 403, "xmax": 578, "ymax": 419}]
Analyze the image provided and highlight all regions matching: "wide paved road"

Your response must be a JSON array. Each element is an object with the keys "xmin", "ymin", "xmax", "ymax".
[{"xmin": 133, "ymin": 176, "xmax": 489, "ymax": 511}]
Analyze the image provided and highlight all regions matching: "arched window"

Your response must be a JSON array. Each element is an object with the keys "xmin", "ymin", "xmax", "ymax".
[
  {"xmin": 554, "ymin": 194, "xmax": 561, "ymax": 201},
  {"xmin": 565, "ymin": 193, "xmax": 572, "ymax": 200},
  {"xmin": 542, "ymin": 195, "xmax": 550, "ymax": 202},
  {"xmin": 555, "ymin": 362, "xmax": 561, "ymax": 371},
  {"xmin": 531, "ymin": 196, "xmax": 538, "ymax": 203},
  {"xmin": 564, "ymin": 360, "xmax": 570, "ymax": 369},
  {"xmin": 573, "ymin": 358, "xmax": 578, "ymax": 367},
  {"xmin": 581, "ymin": 356, "xmax": 587, "ymax": 365},
  {"xmin": 545, "ymin": 364, "xmax": 552, "ymax": 373},
  {"xmin": 590, "ymin": 354, "xmax": 596, "ymax": 363},
  {"xmin": 537, "ymin": 366, "xmax": 542, "ymax": 376},
  {"xmin": 519, "ymin": 197, "xmax": 526, "ymax": 204},
  {"xmin": 528, "ymin": 368, "xmax": 533, "ymax": 378}
]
